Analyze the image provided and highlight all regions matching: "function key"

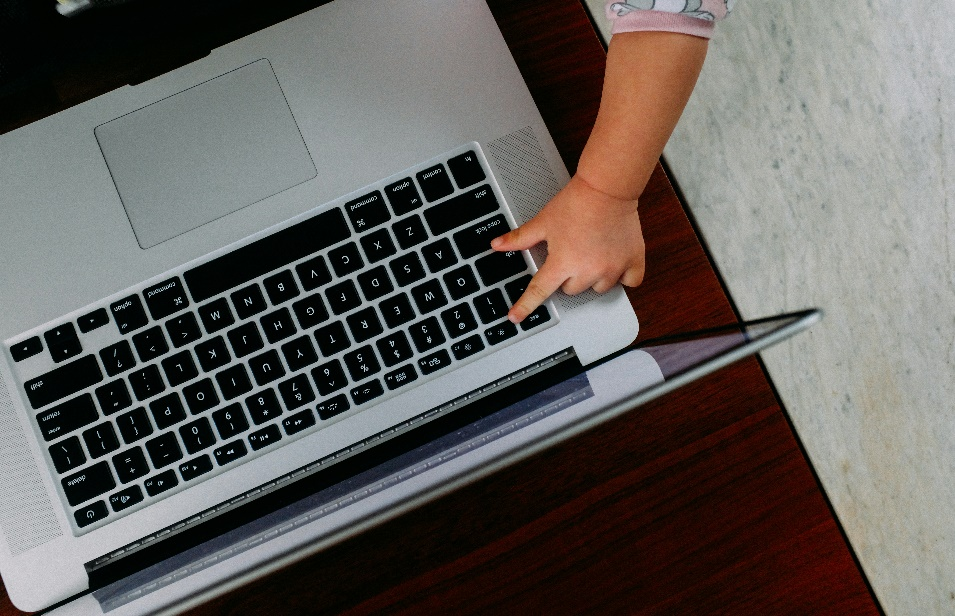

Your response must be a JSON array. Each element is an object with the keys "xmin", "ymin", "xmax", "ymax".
[
  {"xmin": 143, "ymin": 277, "xmax": 190, "ymax": 321},
  {"xmin": 384, "ymin": 178, "xmax": 424, "ymax": 216},
  {"xmin": 423, "ymin": 185, "xmax": 499, "ymax": 236},
  {"xmin": 384, "ymin": 364, "xmax": 418, "ymax": 390},
  {"xmin": 25, "ymin": 355, "xmax": 103, "ymax": 409},
  {"xmin": 418, "ymin": 349, "xmax": 452, "ymax": 375},
  {"xmin": 416, "ymin": 164, "xmax": 455, "ymax": 203},
  {"xmin": 10, "ymin": 336, "xmax": 43, "ymax": 362},
  {"xmin": 350, "ymin": 379, "xmax": 384, "ymax": 406},
  {"xmin": 231, "ymin": 284, "xmax": 268, "ymax": 320},
  {"xmin": 78, "ymin": 308, "xmax": 110, "ymax": 333},
  {"xmin": 144, "ymin": 469, "xmax": 179, "ymax": 497},
  {"xmin": 110, "ymin": 295, "xmax": 149, "ymax": 335},
  {"xmin": 248, "ymin": 424, "xmax": 282, "ymax": 451},
  {"xmin": 263, "ymin": 270, "xmax": 300, "ymax": 306},
  {"xmin": 36, "ymin": 394, "xmax": 99, "ymax": 442},
  {"xmin": 282, "ymin": 409, "xmax": 316, "ymax": 436},
  {"xmin": 109, "ymin": 485, "xmax": 144, "ymax": 512},
  {"xmin": 447, "ymin": 150, "xmax": 486, "ymax": 189},
  {"xmin": 484, "ymin": 321, "xmax": 518, "ymax": 346},
  {"xmin": 179, "ymin": 455, "xmax": 213, "ymax": 482},
  {"xmin": 345, "ymin": 191, "xmax": 391, "ymax": 233},
  {"xmin": 213, "ymin": 440, "xmax": 248, "ymax": 466},
  {"xmin": 316, "ymin": 393, "xmax": 350, "ymax": 420},
  {"xmin": 451, "ymin": 334, "xmax": 485, "ymax": 361},
  {"xmin": 62, "ymin": 461, "xmax": 115, "ymax": 507},
  {"xmin": 75, "ymin": 501, "xmax": 109, "ymax": 528}
]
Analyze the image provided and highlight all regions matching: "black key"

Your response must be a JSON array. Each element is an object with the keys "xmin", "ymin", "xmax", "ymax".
[
  {"xmin": 453, "ymin": 214, "xmax": 510, "ymax": 259},
  {"xmin": 343, "ymin": 346, "xmax": 381, "ymax": 381},
  {"xmin": 379, "ymin": 293, "xmax": 416, "ymax": 329},
  {"xmin": 111, "ymin": 447, "xmax": 149, "ymax": 484},
  {"xmin": 314, "ymin": 322, "xmax": 351, "ymax": 356},
  {"xmin": 316, "ymin": 394, "xmax": 350, "ymax": 420},
  {"xmin": 245, "ymin": 389, "xmax": 283, "ymax": 425},
  {"xmin": 423, "ymin": 184, "xmax": 499, "ymax": 235},
  {"xmin": 418, "ymin": 349, "xmax": 452, "ymax": 375},
  {"xmin": 504, "ymin": 274, "xmax": 533, "ymax": 304},
  {"xmin": 311, "ymin": 360, "xmax": 348, "ymax": 396},
  {"xmin": 182, "ymin": 378, "xmax": 219, "ymax": 414},
  {"xmin": 82, "ymin": 422, "xmax": 120, "ymax": 459},
  {"xmin": 117, "ymin": 407, "xmax": 154, "ymax": 444},
  {"xmin": 281, "ymin": 337, "xmax": 319, "ymax": 373},
  {"xmin": 198, "ymin": 298, "xmax": 235, "ymax": 334},
  {"xmin": 376, "ymin": 331, "xmax": 414, "ymax": 367},
  {"xmin": 145, "ymin": 432, "xmax": 183, "ymax": 469},
  {"xmin": 45, "ymin": 322, "xmax": 77, "ymax": 347},
  {"xmin": 410, "ymin": 279, "xmax": 448, "ymax": 314},
  {"xmin": 227, "ymin": 322, "xmax": 265, "ymax": 358},
  {"xmin": 389, "ymin": 252, "xmax": 426, "ymax": 287},
  {"xmin": 384, "ymin": 364, "xmax": 418, "ymax": 390},
  {"xmin": 128, "ymin": 365, "xmax": 165, "ymax": 401},
  {"xmin": 195, "ymin": 336, "xmax": 231, "ymax": 372},
  {"xmin": 165, "ymin": 312, "xmax": 202, "ymax": 348},
  {"xmin": 473, "ymin": 289, "xmax": 510, "ymax": 324},
  {"xmin": 283, "ymin": 409, "xmax": 316, "ymax": 436},
  {"xmin": 144, "ymin": 470, "xmax": 179, "ymax": 496},
  {"xmin": 440, "ymin": 303, "xmax": 479, "ymax": 339},
  {"xmin": 132, "ymin": 326, "xmax": 169, "ymax": 363},
  {"xmin": 295, "ymin": 256, "xmax": 332, "ymax": 291},
  {"xmin": 109, "ymin": 485, "xmax": 144, "ymax": 512},
  {"xmin": 49, "ymin": 436, "xmax": 86, "ymax": 474},
  {"xmin": 451, "ymin": 334, "xmax": 485, "ymax": 361},
  {"xmin": 216, "ymin": 364, "xmax": 253, "ymax": 400},
  {"xmin": 230, "ymin": 284, "xmax": 268, "ymax": 320},
  {"xmin": 110, "ymin": 295, "xmax": 149, "ymax": 335},
  {"xmin": 78, "ymin": 308, "xmax": 110, "ymax": 333},
  {"xmin": 416, "ymin": 164, "xmax": 454, "ymax": 202},
  {"xmin": 484, "ymin": 321, "xmax": 518, "ymax": 346},
  {"xmin": 263, "ymin": 270, "xmax": 300, "ymax": 305},
  {"xmin": 249, "ymin": 349, "xmax": 286, "ymax": 386},
  {"xmin": 49, "ymin": 338, "xmax": 83, "ymax": 363},
  {"xmin": 260, "ymin": 308, "xmax": 297, "ymax": 344},
  {"xmin": 475, "ymin": 250, "xmax": 529, "ymax": 287},
  {"xmin": 184, "ymin": 207, "xmax": 351, "ymax": 304},
  {"xmin": 95, "ymin": 380, "xmax": 132, "ymax": 415},
  {"xmin": 292, "ymin": 294, "xmax": 329, "ymax": 329},
  {"xmin": 392, "ymin": 215, "xmax": 429, "ymax": 250},
  {"xmin": 346, "ymin": 307, "xmax": 383, "ymax": 343},
  {"xmin": 345, "ymin": 190, "xmax": 390, "ymax": 232},
  {"xmin": 443, "ymin": 265, "xmax": 480, "ymax": 300},
  {"xmin": 36, "ymin": 394, "xmax": 99, "ymax": 442},
  {"xmin": 350, "ymin": 379, "xmax": 384, "ymax": 406},
  {"xmin": 277, "ymin": 374, "xmax": 316, "ymax": 410},
  {"xmin": 143, "ymin": 277, "xmax": 189, "ymax": 321},
  {"xmin": 325, "ymin": 280, "xmax": 362, "ymax": 316},
  {"xmin": 521, "ymin": 305, "xmax": 552, "ymax": 331},
  {"xmin": 357, "ymin": 266, "xmax": 394, "ymax": 301},
  {"xmin": 248, "ymin": 424, "xmax": 282, "ymax": 451},
  {"xmin": 384, "ymin": 178, "xmax": 423, "ymax": 216},
  {"xmin": 179, "ymin": 417, "xmax": 216, "ymax": 454},
  {"xmin": 421, "ymin": 238, "xmax": 458, "ymax": 273},
  {"xmin": 213, "ymin": 440, "xmax": 248, "ymax": 467},
  {"xmin": 408, "ymin": 317, "xmax": 446, "ymax": 352},
  {"xmin": 212, "ymin": 404, "xmax": 249, "ymax": 440},
  {"xmin": 447, "ymin": 150, "xmax": 486, "ymax": 189},
  {"xmin": 149, "ymin": 393, "xmax": 187, "ymax": 430},
  {"xmin": 179, "ymin": 455, "xmax": 213, "ymax": 482},
  {"xmin": 25, "ymin": 355, "xmax": 103, "ymax": 409},
  {"xmin": 76, "ymin": 501, "xmax": 109, "ymax": 528},
  {"xmin": 328, "ymin": 242, "xmax": 364, "ymax": 277},
  {"xmin": 161, "ymin": 350, "xmax": 198, "ymax": 387},
  {"xmin": 11, "ymin": 336, "xmax": 42, "ymax": 362},
  {"xmin": 360, "ymin": 228, "xmax": 397, "ymax": 263},
  {"xmin": 62, "ymin": 461, "xmax": 115, "ymax": 506}
]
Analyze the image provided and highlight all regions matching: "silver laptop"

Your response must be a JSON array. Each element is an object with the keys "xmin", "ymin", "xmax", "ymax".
[{"xmin": 0, "ymin": 0, "xmax": 642, "ymax": 610}]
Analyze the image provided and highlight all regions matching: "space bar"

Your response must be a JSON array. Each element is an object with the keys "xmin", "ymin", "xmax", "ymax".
[{"xmin": 184, "ymin": 208, "xmax": 351, "ymax": 303}]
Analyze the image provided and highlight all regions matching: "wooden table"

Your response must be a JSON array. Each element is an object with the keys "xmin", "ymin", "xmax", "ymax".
[{"xmin": 0, "ymin": 0, "xmax": 880, "ymax": 613}]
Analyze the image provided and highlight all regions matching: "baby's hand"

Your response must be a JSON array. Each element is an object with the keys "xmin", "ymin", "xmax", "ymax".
[{"xmin": 490, "ymin": 174, "xmax": 645, "ymax": 323}]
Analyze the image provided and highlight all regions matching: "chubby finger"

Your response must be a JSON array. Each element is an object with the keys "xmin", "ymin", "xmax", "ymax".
[
  {"xmin": 508, "ymin": 262, "xmax": 566, "ymax": 323},
  {"xmin": 491, "ymin": 219, "xmax": 545, "ymax": 252},
  {"xmin": 619, "ymin": 267, "xmax": 645, "ymax": 288}
]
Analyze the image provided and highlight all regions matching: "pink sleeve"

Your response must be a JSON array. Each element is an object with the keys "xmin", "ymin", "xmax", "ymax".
[{"xmin": 605, "ymin": 1, "xmax": 732, "ymax": 40}]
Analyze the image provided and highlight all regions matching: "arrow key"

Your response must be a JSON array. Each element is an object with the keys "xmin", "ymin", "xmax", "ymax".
[{"xmin": 108, "ymin": 485, "xmax": 144, "ymax": 512}]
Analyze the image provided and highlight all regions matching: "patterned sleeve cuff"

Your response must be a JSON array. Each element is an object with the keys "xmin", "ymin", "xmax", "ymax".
[{"xmin": 605, "ymin": 1, "xmax": 731, "ymax": 39}]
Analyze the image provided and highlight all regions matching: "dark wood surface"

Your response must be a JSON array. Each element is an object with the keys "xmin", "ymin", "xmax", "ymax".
[{"xmin": 0, "ymin": 0, "xmax": 880, "ymax": 614}]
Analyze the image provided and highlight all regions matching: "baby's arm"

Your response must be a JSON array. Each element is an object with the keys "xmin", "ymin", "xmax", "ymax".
[{"xmin": 491, "ymin": 30, "xmax": 708, "ymax": 322}]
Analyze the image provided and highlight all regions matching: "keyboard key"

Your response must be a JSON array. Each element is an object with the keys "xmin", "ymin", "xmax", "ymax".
[
  {"xmin": 246, "ymin": 389, "xmax": 284, "ymax": 425},
  {"xmin": 408, "ymin": 317, "xmax": 446, "ymax": 352},
  {"xmin": 416, "ymin": 164, "xmax": 454, "ymax": 202},
  {"xmin": 360, "ymin": 228, "xmax": 397, "ymax": 263},
  {"xmin": 451, "ymin": 334, "xmax": 485, "ymax": 361},
  {"xmin": 345, "ymin": 190, "xmax": 390, "ymax": 232},
  {"xmin": 95, "ymin": 380, "xmax": 132, "ymax": 415},
  {"xmin": 165, "ymin": 312, "xmax": 202, "ymax": 348},
  {"xmin": 484, "ymin": 321, "xmax": 518, "ymax": 346},
  {"xmin": 198, "ymin": 298, "xmax": 236, "ymax": 334},
  {"xmin": 161, "ymin": 350, "xmax": 198, "ymax": 387},
  {"xmin": 179, "ymin": 417, "xmax": 216, "ymax": 454},
  {"xmin": 392, "ymin": 215, "xmax": 429, "ymax": 250},
  {"xmin": 248, "ymin": 424, "xmax": 282, "ymax": 451},
  {"xmin": 10, "ymin": 336, "xmax": 42, "ymax": 362},
  {"xmin": 132, "ymin": 327, "xmax": 169, "ymax": 363},
  {"xmin": 346, "ymin": 307, "xmax": 384, "ymax": 343},
  {"xmin": 249, "ymin": 349, "xmax": 286, "ymax": 386},
  {"xmin": 179, "ymin": 381, "xmax": 216, "ymax": 417},
  {"xmin": 312, "ymin": 360, "xmax": 348, "ymax": 396},
  {"xmin": 292, "ymin": 294, "xmax": 330, "ymax": 329},
  {"xmin": 231, "ymin": 284, "xmax": 268, "ymax": 319},
  {"xmin": 447, "ymin": 150, "xmax": 486, "ymax": 189},
  {"xmin": 418, "ymin": 349, "xmax": 452, "ymax": 375},
  {"xmin": 410, "ymin": 279, "xmax": 448, "ymax": 314},
  {"xmin": 328, "ymin": 242, "xmax": 364, "ymax": 277},
  {"xmin": 520, "ymin": 305, "xmax": 552, "ymax": 331},
  {"xmin": 49, "ymin": 436, "xmax": 86, "ymax": 474},
  {"xmin": 76, "ymin": 501, "xmax": 109, "ymax": 528},
  {"xmin": 504, "ymin": 274, "xmax": 533, "ymax": 304},
  {"xmin": 143, "ymin": 277, "xmax": 189, "ymax": 321},
  {"xmin": 316, "ymin": 394, "xmax": 350, "ymax": 420},
  {"xmin": 149, "ymin": 393, "xmax": 187, "ymax": 430},
  {"xmin": 228, "ymin": 322, "xmax": 265, "ymax": 358},
  {"xmin": 421, "ymin": 238, "xmax": 458, "ymax": 273},
  {"xmin": 260, "ymin": 308, "xmax": 297, "ymax": 344},
  {"xmin": 384, "ymin": 364, "xmax": 418, "ymax": 390},
  {"xmin": 475, "ymin": 250, "xmax": 529, "ymax": 287},
  {"xmin": 423, "ymin": 184, "xmax": 499, "ymax": 235},
  {"xmin": 376, "ymin": 331, "xmax": 414, "ymax": 367},
  {"xmin": 216, "ymin": 364, "xmax": 253, "ymax": 400},
  {"xmin": 62, "ymin": 461, "xmax": 115, "ymax": 507},
  {"xmin": 263, "ymin": 270, "xmax": 300, "ymax": 305},
  {"xmin": 45, "ymin": 322, "xmax": 78, "ymax": 348},
  {"xmin": 379, "ymin": 293, "xmax": 416, "ymax": 329},
  {"xmin": 350, "ymin": 379, "xmax": 384, "ymax": 406},
  {"xmin": 25, "ymin": 355, "xmax": 103, "ymax": 409},
  {"xmin": 389, "ymin": 252, "xmax": 427, "ymax": 287},
  {"xmin": 144, "ymin": 470, "xmax": 179, "ymax": 496},
  {"xmin": 343, "ymin": 346, "xmax": 381, "ymax": 381},
  {"xmin": 296, "ymin": 256, "xmax": 333, "ymax": 291},
  {"xmin": 82, "ymin": 422, "xmax": 120, "ymax": 459},
  {"xmin": 443, "ymin": 265, "xmax": 480, "ymax": 300},
  {"xmin": 179, "ymin": 455, "xmax": 213, "ymax": 482},
  {"xmin": 384, "ymin": 178, "xmax": 423, "ymax": 216},
  {"xmin": 111, "ymin": 447, "xmax": 149, "ymax": 484},
  {"xmin": 110, "ymin": 295, "xmax": 149, "ymax": 335},
  {"xmin": 129, "ymin": 365, "xmax": 166, "ymax": 401},
  {"xmin": 453, "ymin": 214, "xmax": 510, "ymax": 259},
  {"xmin": 213, "ymin": 440, "xmax": 248, "ymax": 467},
  {"xmin": 473, "ymin": 289, "xmax": 510, "ymax": 324},
  {"xmin": 440, "ymin": 303, "xmax": 478, "ymax": 338},
  {"xmin": 145, "ymin": 432, "xmax": 183, "ymax": 469},
  {"xmin": 117, "ymin": 407, "xmax": 154, "ymax": 444},
  {"xmin": 49, "ymin": 338, "xmax": 83, "ymax": 363},
  {"xmin": 314, "ymin": 322, "xmax": 351, "ymax": 356},
  {"xmin": 281, "ymin": 336, "xmax": 319, "ymax": 372},
  {"xmin": 109, "ymin": 485, "xmax": 144, "ymax": 512},
  {"xmin": 184, "ymin": 207, "xmax": 351, "ymax": 304},
  {"xmin": 212, "ymin": 403, "xmax": 249, "ymax": 440},
  {"xmin": 78, "ymin": 308, "xmax": 110, "ymax": 333},
  {"xmin": 278, "ymin": 374, "xmax": 316, "ymax": 410},
  {"xmin": 195, "ymin": 336, "xmax": 231, "ymax": 372},
  {"xmin": 99, "ymin": 341, "xmax": 135, "ymax": 377},
  {"xmin": 357, "ymin": 266, "xmax": 394, "ymax": 301},
  {"xmin": 283, "ymin": 409, "xmax": 316, "ymax": 436},
  {"xmin": 36, "ymin": 394, "xmax": 99, "ymax": 442},
  {"xmin": 325, "ymin": 280, "xmax": 362, "ymax": 316}
]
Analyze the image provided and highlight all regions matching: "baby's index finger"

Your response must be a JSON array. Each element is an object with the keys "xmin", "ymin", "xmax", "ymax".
[{"xmin": 507, "ymin": 262, "xmax": 564, "ymax": 323}]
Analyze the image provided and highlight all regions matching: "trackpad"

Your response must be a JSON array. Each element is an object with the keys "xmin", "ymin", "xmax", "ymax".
[{"xmin": 95, "ymin": 59, "xmax": 316, "ymax": 249}]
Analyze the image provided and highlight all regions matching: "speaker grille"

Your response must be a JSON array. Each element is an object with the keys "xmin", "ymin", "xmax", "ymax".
[{"xmin": 0, "ymin": 369, "xmax": 61, "ymax": 555}]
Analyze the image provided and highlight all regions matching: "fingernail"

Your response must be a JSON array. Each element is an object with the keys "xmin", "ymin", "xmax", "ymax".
[
  {"xmin": 507, "ymin": 312, "xmax": 521, "ymax": 324},
  {"xmin": 491, "ymin": 237, "xmax": 502, "ymax": 249}
]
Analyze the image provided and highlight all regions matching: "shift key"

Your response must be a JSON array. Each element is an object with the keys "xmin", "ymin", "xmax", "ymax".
[{"xmin": 25, "ymin": 355, "xmax": 103, "ymax": 409}]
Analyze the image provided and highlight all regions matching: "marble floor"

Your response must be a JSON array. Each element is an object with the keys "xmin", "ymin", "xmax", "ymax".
[{"xmin": 584, "ymin": 1, "xmax": 955, "ymax": 614}]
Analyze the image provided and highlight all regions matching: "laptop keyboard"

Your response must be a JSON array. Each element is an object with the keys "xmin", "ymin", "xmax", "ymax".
[{"xmin": 7, "ymin": 145, "xmax": 556, "ymax": 533}]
